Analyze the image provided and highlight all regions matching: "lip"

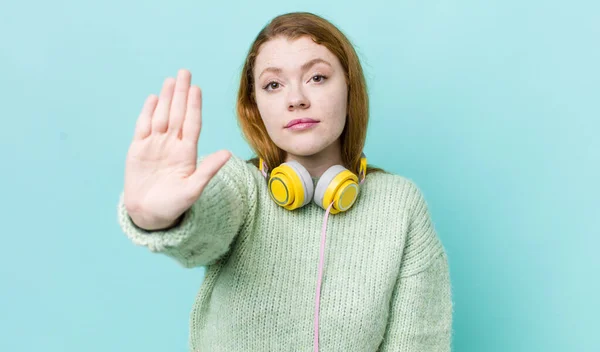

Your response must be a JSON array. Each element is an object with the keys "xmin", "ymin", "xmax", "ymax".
[{"xmin": 285, "ymin": 118, "xmax": 320, "ymax": 129}]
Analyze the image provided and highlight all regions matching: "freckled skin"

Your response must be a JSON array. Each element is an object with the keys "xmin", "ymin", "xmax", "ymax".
[{"xmin": 253, "ymin": 36, "xmax": 348, "ymax": 176}]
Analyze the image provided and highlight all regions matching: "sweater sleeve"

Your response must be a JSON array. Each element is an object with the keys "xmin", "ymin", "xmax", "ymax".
[
  {"xmin": 116, "ymin": 154, "xmax": 258, "ymax": 268},
  {"xmin": 378, "ymin": 181, "xmax": 454, "ymax": 351}
]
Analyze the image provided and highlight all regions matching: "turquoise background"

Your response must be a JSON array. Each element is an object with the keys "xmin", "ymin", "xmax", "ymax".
[{"xmin": 1, "ymin": 0, "xmax": 598, "ymax": 351}]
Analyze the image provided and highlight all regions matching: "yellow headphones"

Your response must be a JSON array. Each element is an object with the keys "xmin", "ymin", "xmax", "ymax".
[{"xmin": 259, "ymin": 154, "xmax": 367, "ymax": 214}]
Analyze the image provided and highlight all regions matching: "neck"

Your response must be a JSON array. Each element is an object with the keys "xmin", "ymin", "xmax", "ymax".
[{"xmin": 284, "ymin": 140, "xmax": 343, "ymax": 178}]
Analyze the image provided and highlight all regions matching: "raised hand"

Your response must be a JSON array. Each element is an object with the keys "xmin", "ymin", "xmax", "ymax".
[{"xmin": 123, "ymin": 69, "xmax": 231, "ymax": 230}]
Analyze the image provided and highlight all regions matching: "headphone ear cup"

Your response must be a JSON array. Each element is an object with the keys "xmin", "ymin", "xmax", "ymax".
[
  {"xmin": 314, "ymin": 165, "xmax": 360, "ymax": 214},
  {"xmin": 285, "ymin": 160, "xmax": 314, "ymax": 207},
  {"xmin": 268, "ymin": 160, "xmax": 314, "ymax": 210}
]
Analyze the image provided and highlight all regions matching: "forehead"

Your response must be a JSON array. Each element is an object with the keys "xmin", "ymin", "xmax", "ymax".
[{"xmin": 254, "ymin": 36, "xmax": 339, "ymax": 72}]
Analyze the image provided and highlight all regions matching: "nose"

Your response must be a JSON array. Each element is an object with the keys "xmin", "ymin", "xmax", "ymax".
[{"xmin": 287, "ymin": 85, "xmax": 310, "ymax": 111}]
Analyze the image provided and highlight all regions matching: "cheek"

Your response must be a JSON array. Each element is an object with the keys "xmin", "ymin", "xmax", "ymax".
[
  {"xmin": 255, "ymin": 96, "xmax": 272, "ymax": 124},
  {"xmin": 317, "ymin": 86, "xmax": 348, "ymax": 126},
  {"xmin": 256, "ymin": 98, "xmax": 281, "ymax": 136}
]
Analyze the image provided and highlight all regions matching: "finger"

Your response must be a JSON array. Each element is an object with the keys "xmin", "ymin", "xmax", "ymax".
[
  {"xmin": 151, "ymin": 77, "xmax": 176, "ymax": 134},
  {"xmin": 182, "ymin": 85, "xmax": 202, "ymax": 143},
  {"xmin": 133, "ymin": 94, "xmax": 158, "ymax": 140},
  {"xmin": 167, "ymin": 69, "xmax": 191, "ymax": 137},
  {"xmin": 187, "ymin": 150, "xmax": 231, "ymax": 198}
]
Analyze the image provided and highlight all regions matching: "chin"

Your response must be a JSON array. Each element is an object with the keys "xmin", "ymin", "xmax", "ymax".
[
  {"xmin": 277, "ymin": 138, "xmax": 335, "ymax": 158},
  {"xmin": 279, "ymin": 143, "xmax": 321, "ymax": 156},
  {"xmin": 283, "ymin": 147, "xmax": 323, "ymax": 157}
]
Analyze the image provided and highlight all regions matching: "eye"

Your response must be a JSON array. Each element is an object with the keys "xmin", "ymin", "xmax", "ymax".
[
  {"xmin": 311, "ymin": 74, "xmax": 328, "ymax": 83},
  {"xmin": 263, "ymin": 81, "xmax": 280, "ymax": 91}
]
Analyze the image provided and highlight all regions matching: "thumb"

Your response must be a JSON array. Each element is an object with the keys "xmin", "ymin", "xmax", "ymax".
[{"xmin": 186, "ymin": 150, "xmax": 232, "ymax": 199}]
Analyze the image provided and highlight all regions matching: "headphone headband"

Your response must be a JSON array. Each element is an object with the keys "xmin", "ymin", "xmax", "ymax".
[
  {"xmin": 358, "ymin": 153, "xmax": 367, "ymax": 184},
  {"xmin": 259, "ymin": 158, "xmax": 269, "ymax": 178}
]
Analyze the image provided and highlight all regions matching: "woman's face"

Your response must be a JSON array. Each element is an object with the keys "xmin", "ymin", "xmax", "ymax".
[{"xmin": 253, "ymin": 36, "xmax": 348, "ymax": 160}]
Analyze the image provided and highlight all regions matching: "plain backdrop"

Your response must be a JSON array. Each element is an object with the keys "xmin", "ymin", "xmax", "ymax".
[{"xmin": 1, "ymin": 0, "xmax": 598, "ymax": 351}]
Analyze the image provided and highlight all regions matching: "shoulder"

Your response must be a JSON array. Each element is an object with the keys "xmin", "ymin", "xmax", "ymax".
[
  {"xmin": 367, "ymin": 170, "xmax": 436, "ymax": 230},
  {"xmin": 362, "ymin": 169, "xmax": 427, "ymax": 209},
  {"xmin": 207, "ymin": 153, "xmax": 263, "ymax": 181},
  {"xmin": 194, "ymin": 153, "xmax": 265, "ymax": 200},
  {"xmin": 364, "ymin": 170, "xmax": 445, "ymax": 276}
]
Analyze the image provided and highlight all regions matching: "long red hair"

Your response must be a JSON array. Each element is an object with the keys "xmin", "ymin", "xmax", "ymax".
[{"xmin": 237, "ymin": 11, "xmax": 384, "ymax": 175}]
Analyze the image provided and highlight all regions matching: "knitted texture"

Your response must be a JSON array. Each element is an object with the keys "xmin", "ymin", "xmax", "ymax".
[{"xmin": 117, "ymin": 154, "xmax": 454, "ymax": 351}]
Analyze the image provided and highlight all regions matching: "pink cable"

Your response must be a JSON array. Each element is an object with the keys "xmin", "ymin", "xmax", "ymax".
[
  {"xmin": 314, "ymin": 176, "xmax": 364, "ymax": 351},
  {"xmin": 314, "ymin": 201, "xmax": 334, "ymax": 352},
  {"xmin": 262, "ymin": 163, "xmax": 363, "ymax": 351},
  {"xmin": 261, "ymin": 162, "xmax": 364, "ymax": 350}
]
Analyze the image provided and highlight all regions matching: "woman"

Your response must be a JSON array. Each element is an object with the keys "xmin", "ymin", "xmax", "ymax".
[{"xmin": 118, "ymin": 11, "xmax": 453, "ymax": 352}]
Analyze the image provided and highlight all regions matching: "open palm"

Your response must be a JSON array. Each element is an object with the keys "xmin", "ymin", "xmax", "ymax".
[{"xmin": 123, "ymin": 69, "xmax": 231, "ymax": 230}]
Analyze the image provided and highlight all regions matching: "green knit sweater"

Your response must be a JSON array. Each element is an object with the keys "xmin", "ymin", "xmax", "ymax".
[{"xmin": 117, "ymin": 154, "xmax": 453, "ymax": 351}]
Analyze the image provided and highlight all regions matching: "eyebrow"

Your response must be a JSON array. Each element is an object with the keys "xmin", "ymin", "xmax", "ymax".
[{"xmin": 258, "ymin": 58, "xmax": 332, "ymax": 80}]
